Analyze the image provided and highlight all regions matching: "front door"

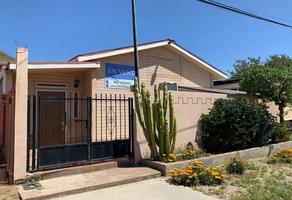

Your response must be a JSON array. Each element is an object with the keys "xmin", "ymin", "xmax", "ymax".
[{"xmin": 38, "ymin": 91, "xmax": 66, "ymax": 146}]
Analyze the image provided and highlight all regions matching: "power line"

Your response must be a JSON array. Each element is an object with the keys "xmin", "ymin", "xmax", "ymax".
[{"xmin": 197, "ymin": 0, "xmax": 292, "ymax": 29}]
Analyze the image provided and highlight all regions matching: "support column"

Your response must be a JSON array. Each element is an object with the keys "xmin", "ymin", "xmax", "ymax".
[{"xmin": 13, "ymin": 48, "xmax": 28, "ymax": 181}]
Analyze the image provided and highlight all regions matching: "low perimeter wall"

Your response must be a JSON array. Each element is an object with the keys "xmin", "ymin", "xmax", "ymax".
[
  {"xmin": 140, "ymin": 141, "xmax": 292, "ymax": 176},
  {"xmin": 134, "ymin": 90, "xmax": 279, "ymax": 160}
]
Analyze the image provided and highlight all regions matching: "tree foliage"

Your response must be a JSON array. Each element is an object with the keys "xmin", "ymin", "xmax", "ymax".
[
  {"xmin": 239, "ymin": 55, "xmax": 292, "ymax": 123},
  {"xmin": 230, "ymin": 57, "xmax": 262, "ymax": 78}
]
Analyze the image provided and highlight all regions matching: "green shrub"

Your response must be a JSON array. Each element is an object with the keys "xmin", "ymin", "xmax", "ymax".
[
  {"xmin": 270, "ymin": 123, "xmax": 291, "ymax": 143},
  {"xmin": 225, "ymin": 154, "xmax": 246, "ymax": 174},
  {"xmin": 200, "ymin": 99, "xmax": 275, "ymax": 153}
]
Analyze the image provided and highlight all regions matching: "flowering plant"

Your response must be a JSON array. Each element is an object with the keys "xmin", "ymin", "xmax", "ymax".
[
  {"xmin": 169, "ymin": 161, "xmax": 226, "ymax": 186},
  {"xmin": 160, "ymin": 153, "xmax": 177, "ymax": 163},
  {"xmin": 268, "ymin": 148, "xmax": 292, "ymax": 164}
]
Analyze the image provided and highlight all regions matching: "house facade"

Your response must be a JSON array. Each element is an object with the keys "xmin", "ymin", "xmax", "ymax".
[{"xmin": 0, "ymin": 39, "xmax": 227, "ymax": 182}]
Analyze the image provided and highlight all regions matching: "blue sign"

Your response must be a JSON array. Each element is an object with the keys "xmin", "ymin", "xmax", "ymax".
[{"xmin": 105, "ymin": 63, "xmax": 135, "ymax": 89}]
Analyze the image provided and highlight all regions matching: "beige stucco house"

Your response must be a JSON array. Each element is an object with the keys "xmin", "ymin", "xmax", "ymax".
[{"xmin": 0, "ymin": 39, "xmax": 229, "ymax": 183}]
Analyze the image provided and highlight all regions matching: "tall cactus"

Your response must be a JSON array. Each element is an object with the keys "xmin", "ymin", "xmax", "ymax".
[{"xmin": 134, "ymin": 77, "xmax": 177, "ymax": 160}]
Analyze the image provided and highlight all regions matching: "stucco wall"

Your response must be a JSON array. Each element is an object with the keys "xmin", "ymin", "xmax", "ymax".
[{"xmin": 134, "ymin": 91, "xmax": 228, "ymax": 158}]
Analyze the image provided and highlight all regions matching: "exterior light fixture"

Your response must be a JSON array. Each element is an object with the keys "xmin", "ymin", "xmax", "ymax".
[{"xmin": 73, "ymin": 79, "xmax": 80, "ymax": 88}]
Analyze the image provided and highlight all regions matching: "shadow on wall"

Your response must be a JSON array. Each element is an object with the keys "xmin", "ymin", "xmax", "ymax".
[
  {"xmin": 195, "ymin": 120, "xmax": 204, "ymax": 149},
  {"xmin": 150, "ymin": 65, "xmax": 159, "ymax": 86}
]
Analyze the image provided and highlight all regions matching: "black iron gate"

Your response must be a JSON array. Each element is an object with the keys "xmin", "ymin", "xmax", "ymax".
[{"xmin": 27, "ymin": 94, "xmax": 134, "ymax": 172}]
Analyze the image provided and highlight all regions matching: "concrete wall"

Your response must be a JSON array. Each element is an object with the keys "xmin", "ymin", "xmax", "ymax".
[
  {"xmin": 14, "ymin": 48, "xmax": 28, "ymax": 181},
  {"xmin": 135, "ymin": 91, "xmax": 228, "ymax": 158},
  {"xmin": 141, "ymin": 141, "xmax": 292, "ymax": 176}
]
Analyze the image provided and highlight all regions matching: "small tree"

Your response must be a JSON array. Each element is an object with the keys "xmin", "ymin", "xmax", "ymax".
[{"xmin": 240, "ymin": 55, "xmax": 292, "ymax": 124}]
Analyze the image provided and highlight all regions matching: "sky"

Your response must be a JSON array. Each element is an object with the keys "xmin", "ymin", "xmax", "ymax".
[{"xmin": 1, "ymin": 0, "xmax": 292, "ymax": 76}]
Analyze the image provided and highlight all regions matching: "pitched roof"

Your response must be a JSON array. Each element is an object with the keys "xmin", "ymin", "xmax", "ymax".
[
  {"xmin": 0, "ymin": 51, "xmax": 15, "ymax": 64},
  {"xmin": 69, "ymin": 39, "xmax": 227, "ymax": 79}
]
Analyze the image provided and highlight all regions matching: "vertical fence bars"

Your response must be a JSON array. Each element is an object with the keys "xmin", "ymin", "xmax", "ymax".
[
  {"xmin": 91, "ymin": 94, "xmax": 132, "ymax": 143},
  {"xmin": 27, "ymin": 95, "xmax": 38, "ymax": 172},
  {"xmin": 27, "ymin": 94, "xmax": 134, "ymax": 172}
]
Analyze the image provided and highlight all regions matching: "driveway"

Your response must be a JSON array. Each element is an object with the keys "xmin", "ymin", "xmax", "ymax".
[{"xmin": 53, "ymin": 178, "xmax": 217, "ymax": 200}]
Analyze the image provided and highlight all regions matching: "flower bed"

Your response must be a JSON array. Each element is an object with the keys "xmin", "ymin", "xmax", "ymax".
[
  {"xmin": 195, "ymin": 152, "xmax": 292, "ymax": 200},
  {"xmin": 169, "ymin": 161, "xmax": 226, "ymax": 186},
  {"xmin": 140, "ymin": 141, "xmax": 292, "ymax": 176}
]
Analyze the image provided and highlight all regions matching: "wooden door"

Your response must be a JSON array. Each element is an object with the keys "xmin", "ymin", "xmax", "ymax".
[{"xmin": 38, "ymin": 91, "xmax": 66, "ymax": 146}]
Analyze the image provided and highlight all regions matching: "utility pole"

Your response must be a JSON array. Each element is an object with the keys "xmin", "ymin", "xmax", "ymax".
[{"xmin": 131, "ymin": 0, "xmax": 140, "ymax": 85}]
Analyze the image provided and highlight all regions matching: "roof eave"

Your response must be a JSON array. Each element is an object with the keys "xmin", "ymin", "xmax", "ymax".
[
  {"xmin": 75, "ymin": 40, "xmax": 171, "ymax": 62},
  {"xmin": 8, "ymin": 62, "xmax": 101, "ymax": 70}
]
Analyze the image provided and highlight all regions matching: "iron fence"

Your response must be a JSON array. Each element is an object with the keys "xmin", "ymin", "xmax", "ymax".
[{"xmin": 27, "ymin": 93, "xmax": 134, "ymax": 172}]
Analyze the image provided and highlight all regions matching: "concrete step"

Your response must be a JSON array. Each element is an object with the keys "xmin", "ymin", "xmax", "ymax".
[
  {"xmin": 19, "ymin": 166, "xmax": 161, "ymax": 200},
  {"xmin": 35, "ymin": 158, "xmax": 131, "ymax": 180}
]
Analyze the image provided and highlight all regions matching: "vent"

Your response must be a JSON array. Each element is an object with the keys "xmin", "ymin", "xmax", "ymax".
[
  {"xmin": 35, "ymin": 82, "xmax": 67, "ymax": 89},
  {"xmin": 159, "ymin": 82, "xmax": 178, "ymax": 91}
]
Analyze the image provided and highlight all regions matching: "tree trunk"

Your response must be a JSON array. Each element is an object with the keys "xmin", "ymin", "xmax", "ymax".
[{"xmin": 278, "ymin": 103, "xmax": 285, "ymax": 124}]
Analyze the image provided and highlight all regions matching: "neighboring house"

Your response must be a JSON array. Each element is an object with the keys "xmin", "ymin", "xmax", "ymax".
[
  {"xmin": 0, "ymin": 51, "xmax": 15, "ymax": 65},
  {"xmin": 0, "ymin": 51, "xmax": 15, "ymax": 169},
  {"xmin": 213, "ymin": 78, "xmax": 240, "ymax": 90},
  {"xmin": 0, "ymin": 39, "xmax": 228, "ymax": 182}
]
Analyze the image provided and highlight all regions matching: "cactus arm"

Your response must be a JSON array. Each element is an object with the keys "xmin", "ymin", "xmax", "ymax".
[
  {"xmin": 164, "ymin": 119, "xmax": 170, "ymax": 155},
  {"xmin": 169, "ymin": 93, "xmax": 174, "ymax": 143},
  {"xmin": 146, "ymin": 91, "xmax": 159, "ymax": 158},
  {"xmin": 134, "ymin": 78, "xmax": 146, "ymax": 132},
  {"xmin": 162, "ymin": 83, "xmax": 168, "ymax": 119},
  {"xmin": 158, "ymin": 100, "xmax": 165, "ymax": 155},
  {"xmin": 170, "ymin": 117, "xmax": 177, "ymax": 152},
  {"xmin": 153, "ymin": 85, "xmax": 159, "ymax": 145},
  {"xmin": 152, "ymin": 103, "xmax": 159, "ymax": 146}
]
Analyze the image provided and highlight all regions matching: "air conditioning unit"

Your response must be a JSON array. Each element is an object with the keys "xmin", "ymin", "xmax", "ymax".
[{"xmin": 159, "ymin": 82, "xmax": 178, "ymax": 91}]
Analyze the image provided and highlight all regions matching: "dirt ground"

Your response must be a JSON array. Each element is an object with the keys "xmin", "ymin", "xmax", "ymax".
[
  {"xmin": 0, "ymin": 184, "xmax": 19, "ymax": 200},
  {"xmin": 195, "ymin": 158, "xmax": 292, "ymax": 200}
]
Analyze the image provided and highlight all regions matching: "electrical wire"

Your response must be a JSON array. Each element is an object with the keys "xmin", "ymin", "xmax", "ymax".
[{"xmin": 197, "ymin": 0, "xmax": 292, "ymax": 29}]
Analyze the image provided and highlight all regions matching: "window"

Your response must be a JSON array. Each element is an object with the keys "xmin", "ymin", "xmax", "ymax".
[{"xmin": 73, "ymin": 92, "xmax": 79, "ymax": 119}]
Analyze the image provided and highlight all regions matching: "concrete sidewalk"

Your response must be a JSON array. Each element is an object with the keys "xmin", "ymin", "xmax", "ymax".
[
  {"xmin": 19, "ymin": 167, "xmax": 160, "ymax": 200},
  {"xmin": 53, "ymin": 178, "xmax": 218, "ymax": 200}
]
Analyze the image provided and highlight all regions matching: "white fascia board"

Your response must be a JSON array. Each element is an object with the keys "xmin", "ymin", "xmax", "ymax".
[
  {"xmin": 8, "ymin": 62, "xmax": 100, "ymax": 70},
  {"xmin": 77, "ymin": 40, "xmax": 170, "ymax": 62},
  {"xmin": 169, "ymin": 43, "xmax": 227, "ymax": 79}
]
